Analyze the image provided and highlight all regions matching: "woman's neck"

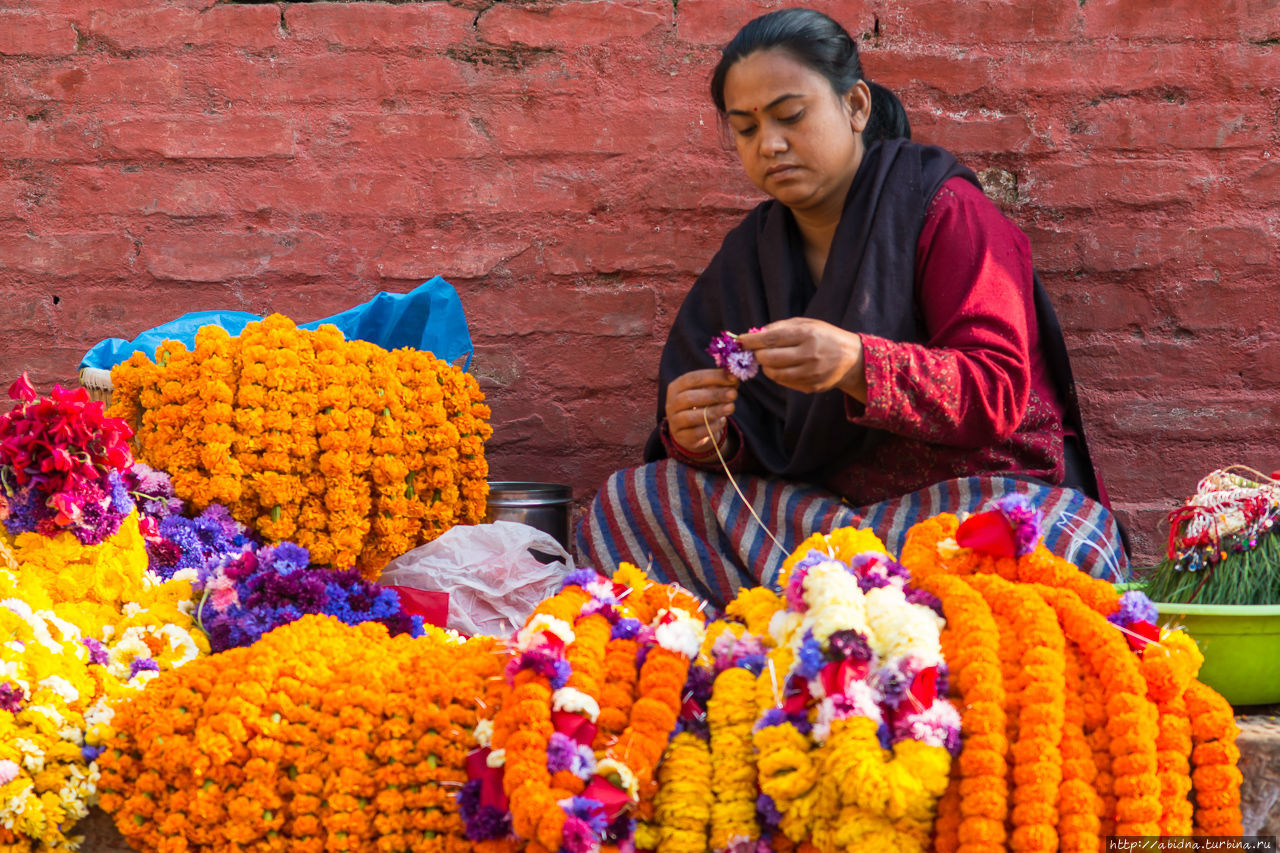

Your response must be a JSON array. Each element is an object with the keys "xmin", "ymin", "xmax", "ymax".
[{"xmin": 789, "ymin": 172, "xmax": 853, "ymax": 285}]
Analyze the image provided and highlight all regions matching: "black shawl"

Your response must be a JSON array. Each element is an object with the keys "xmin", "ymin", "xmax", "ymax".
[{"xmin": 644, "ymin": 138, "xmax": 1105, "ymax": 503}]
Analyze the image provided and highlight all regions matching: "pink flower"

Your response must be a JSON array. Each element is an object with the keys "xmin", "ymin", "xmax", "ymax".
[
  {"xmin": 49, "ymin": 491, "xmax": 85, "ymax": 526},
  {"xmin": 7, "ymin": 373, "xmax": 36, "ymax": 402},
  {"xmin": 0, "ymin": 759, "xmax": 19, "ymax": 785},
  {"xmin": 208, "ymin": 575, "xmax": 240, "ymax": 612}
]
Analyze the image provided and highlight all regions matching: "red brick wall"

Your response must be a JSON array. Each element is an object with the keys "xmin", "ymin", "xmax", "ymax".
[{"xmin": 3, "ymin": 0, "xmax": 1278, "ymax": 565}]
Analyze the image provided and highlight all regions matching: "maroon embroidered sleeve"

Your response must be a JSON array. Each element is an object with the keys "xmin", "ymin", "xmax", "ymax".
[
  {"xmin": 850, "ymin": 177, "xmax": 1038, "ymax": 449},
  {"xmin": 658, "ymin": 417, "xmax": 752, "ymax": 472}
]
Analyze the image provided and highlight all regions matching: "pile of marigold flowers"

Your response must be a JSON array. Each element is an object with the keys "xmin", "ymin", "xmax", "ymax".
[
  {"xmin": 0, "ymin": 511, "xmax": 208, "ymax": 852},
  {"xmin": 98, "ymin": 614, "xmax": 505, "ymax": 853},
  {"xmin": 899, "ymin": 498, "xmax": 1242, "ymax": 853},
  {"xmin": 80, "ymin": 506, "xmax": 1242, "ymax": 853},
  {"xmin": 108, "ymin": 314, "xmax": 493, "ymax": 577},
  {"xmin": 636, "ymin": 527, "xmax": 958, "ymax": 853}
]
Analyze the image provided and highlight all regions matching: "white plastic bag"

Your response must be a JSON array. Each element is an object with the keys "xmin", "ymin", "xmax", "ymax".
[{"xmin": 379, "ymin": 520, "xmax": 574, "ymax": 637}]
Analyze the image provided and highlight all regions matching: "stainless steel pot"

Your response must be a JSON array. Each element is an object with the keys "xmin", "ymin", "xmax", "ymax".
[{"xmin": 484, "ymin": 481, "xmax": 574, "ymax": 548}]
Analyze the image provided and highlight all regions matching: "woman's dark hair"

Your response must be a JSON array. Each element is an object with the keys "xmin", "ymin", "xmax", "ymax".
[{"xmin": 709, "ymin": 8, "xmax": 910, "ymax": 144}]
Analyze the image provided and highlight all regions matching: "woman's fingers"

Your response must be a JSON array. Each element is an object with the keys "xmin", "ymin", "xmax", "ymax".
[
  {"xmin": 736, "ymin": 319, "xmax": 862, "ymax": 394},
  {"xmin": 666, "ymin": 369, "xmax": 738, "ymax": 454}
]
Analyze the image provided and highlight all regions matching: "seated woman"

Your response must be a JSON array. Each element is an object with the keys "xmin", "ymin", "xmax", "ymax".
[{"xmin": 576, "ymin": 8, "xmax": 1129, "ymax": 608}]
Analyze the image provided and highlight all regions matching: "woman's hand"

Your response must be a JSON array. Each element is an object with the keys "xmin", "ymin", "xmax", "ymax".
[
  {"xmin": 737, "ymin": 318, "xmax": 867, "ymax": 401},
  {"xmin": 666, "ymin": 369, "xmax": 739, "ymax": 457}
]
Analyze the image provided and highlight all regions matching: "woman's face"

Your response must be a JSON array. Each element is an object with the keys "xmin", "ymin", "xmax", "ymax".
[{"xmin": 723, "ymin": 48, "xmax": 870, "ymax": 218}]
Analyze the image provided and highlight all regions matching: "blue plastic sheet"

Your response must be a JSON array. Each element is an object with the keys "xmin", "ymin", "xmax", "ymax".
[{"xmin": 79, "ymin": 276, "xmax": 473, "ymax": 373}]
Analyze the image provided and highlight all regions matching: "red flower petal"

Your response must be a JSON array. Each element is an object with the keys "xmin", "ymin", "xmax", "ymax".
[
  {"xmin": 909, "ymin": 666, "xmax": 938, "ymax": 707},
  {"xmin": 551, "ymin": 711, "xmax": 597, "ymax": 748},
  {"xmin": 465, "ymin": 749, "xmax": 508, "ymax": 811},
  {"xmin": 583, "ymin": 775, "xmax": 631, "ymax": 821},
  {"xmin": 1124, "ymin": 620, "xmax": 1162, "ymax": 653},
  {"xmin": 7, "ymin": 373, "xmax": 37, "ymax": 402},
  {"xmin": 956, "ymin": 509, "xmax": 1018, "ymax": 558}
]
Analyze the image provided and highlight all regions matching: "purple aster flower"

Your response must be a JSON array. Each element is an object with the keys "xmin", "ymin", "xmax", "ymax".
[
  {"xmin": 82, "ymin": 637, "xmax": 109, "ymax": 667},
  {"xmin": 561, "ymin": 796, "xmax": 608, "ymax": 833},
  {"xmin": 106, "ymin": 470, "xmax": 134, "ymax": 515},
  {"xmin": 508, "ymin": 650, "xmax": 572, "ymax": 689},
  {"xmin": 755, "ymin": 707, "xmax": 788, "ymax": 731},
  {"xmin": 756, "ymin": 794, "xmax": 783, "ymax": 830},
  {"xmin": 827, "ymin": 629, "xmax": 872, "ymax": 664},
  {"xmin": 611, "ymin": 617, "xmax": 642, "ymax": 640},
  {"xmin": 129, "ymin": 658, "xmax": 160, "ymax": 680},
  {"xmin": 260, "ymin": 542, "xmax": 309, "ymax": 575},
  {"xmin": 0, "ymin": 682, "xmax": 24, "ymax": 712},
  {"xmin": 707, "ymin": 330, "xmax": 762, "ymax": 382},
  {"xmin": 994, "ymin": 492, "xmax": 1043, "ymax": 557},
  {"xmin": 856, "ymin": 572, "xmax": 890, "ymax": 592},
  {"xmin": 81, "ymin": 744, "xmax": 105, "ymax": 763},
  {"xmin": 604, "ymin": 814, "xmax": 634, "ymax": 846},
  {"xmin": 458, "ymin": 780, "xmax": 512, "ymax": 841},
  {"xmin": 794, "ymin": 631, "xmax": 824, "ymax": 680},
  {"xmin": 904, "ymin": 585, "xmax": 945, "ymax": 616},
  {"xmin": 128, "ymin": 462, "xmax": 175, "ymax": 498},
  {"xmin": 146, "ymin": 538, "xmax": 182, "ymax": 574},
  {"xmin": 562, "ymin": 568, "xmax": 601, "ymax": 589},
  {"xmin": 546, "ymin": 732, "xmax": 580, "ymax": 773},
  {"xmin": 2, "ymin": 487, "xmax": 41, "ymax": 536},
  {"xmin": 870, "ymin": 662, "xmax": 910, "ymax": 708},
  {"xmin": 1108, "ymin": 590, "xmax": 1159, "ymax": 629}
]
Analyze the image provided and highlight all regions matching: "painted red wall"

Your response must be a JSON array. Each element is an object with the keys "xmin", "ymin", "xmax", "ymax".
[{"xmin": 3, "ymin": 0, "xmax": 1278, "ymax": 565}]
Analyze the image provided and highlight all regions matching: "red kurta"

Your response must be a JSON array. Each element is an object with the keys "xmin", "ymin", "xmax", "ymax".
[{"xmin": 664, "ymin": 176, "xmax": 1066, "ymax": 506}]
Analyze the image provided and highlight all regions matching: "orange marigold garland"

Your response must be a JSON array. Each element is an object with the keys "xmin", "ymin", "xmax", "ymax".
[
  {"xmin": 1035, "ymin": 586, "xmax": 1162, "ymax": 838},
  {"xmin": 965, "ymin": 575, "xmax": 1065, "ymax": 853},
  {"xmin": 466, "ymin": 565, "xmax": 705, "ymax": 853},
  {"xmin": 98, "ymin": 614, "xmax": 500, "ymax": 853},
  {"xmin": 1184, "ymin": 680, "xmax": 1243, "ymax": 837},
  {"xmin": 109, "ymin": 313, "xmax": 492, "ymax": 577},
  {"xmin": 1056, "ymin": 631, "xmax": 1102, "ymax": 853},
  {"xmin": 901, "ymin": 509, "xmax": 1120, "ymax": 616},
  {"xmin": 1140, "ymin": 629, "xmax": 1200, "ymax": 836},
  {"xmin": 917, "ymin": 573, "xmax": 1009, "ymax": 853}
]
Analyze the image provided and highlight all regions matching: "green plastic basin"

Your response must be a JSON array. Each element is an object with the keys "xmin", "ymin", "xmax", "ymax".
[{"xmin": 1152, "ymin": 601, "xmax": 1280, "ymax": 707}]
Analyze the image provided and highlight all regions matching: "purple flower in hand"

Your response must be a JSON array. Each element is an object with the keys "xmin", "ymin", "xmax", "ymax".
[{"xmin": 707, "ymin": 329, "xmax": 763, "ymax": 381}]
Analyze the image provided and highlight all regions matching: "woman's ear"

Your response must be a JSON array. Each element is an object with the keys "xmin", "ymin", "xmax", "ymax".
[{"xmin": 847, "ymin": 80, "xmax": 872, "ymax": 134}]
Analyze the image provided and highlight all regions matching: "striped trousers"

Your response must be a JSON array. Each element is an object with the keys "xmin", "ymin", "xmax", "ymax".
[{"xmin": 574, "ymin": 459, "xmax": 1129, "ymax": 610}]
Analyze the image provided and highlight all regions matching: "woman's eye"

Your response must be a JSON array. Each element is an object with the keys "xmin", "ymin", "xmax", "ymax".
[
  {"xmin": 781, "ymin": 111, "xmax": 804, "ymax": 123},
  {"xmin": 733, "ymin": 125, "xmax": 757, "ymax": 137}
]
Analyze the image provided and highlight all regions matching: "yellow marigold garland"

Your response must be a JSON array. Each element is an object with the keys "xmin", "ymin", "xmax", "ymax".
[
  {"xmin": 0, "ymin": 514, "xmax": 207, "ymax": 853},
  {"xmin": 654, "ymin": 731, "xmax": 713, "ymax": 853},
  {"xmin": 707, "ymin": 666, "xmax": 759, "ymax": 850},
  {"xmin": 110, "ymin": 313, "xmax": 492, "ymax": 577}
]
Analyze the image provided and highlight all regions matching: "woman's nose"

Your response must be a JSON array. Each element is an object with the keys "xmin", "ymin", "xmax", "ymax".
[{"xmin": 759, "ymin": 124, "xmax": 788, "ymax": 155}]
